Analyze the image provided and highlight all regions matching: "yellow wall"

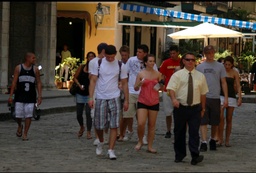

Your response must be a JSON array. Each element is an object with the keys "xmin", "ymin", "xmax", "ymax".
[{"xmin": 57, "ymin": 2, "xmax": 117, "ymax": 60}]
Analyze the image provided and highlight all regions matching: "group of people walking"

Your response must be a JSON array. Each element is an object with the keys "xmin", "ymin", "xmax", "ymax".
[{"xmin": 8, "ymin": 42, "xmax": 242, "ymax": 165}]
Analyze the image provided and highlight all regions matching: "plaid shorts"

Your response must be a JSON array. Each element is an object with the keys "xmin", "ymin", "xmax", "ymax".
[{"xmin": 94, "ymin": 97, "xmax": 121, "ymax": 130}]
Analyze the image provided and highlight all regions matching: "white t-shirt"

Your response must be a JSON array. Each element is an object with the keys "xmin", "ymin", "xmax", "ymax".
[
  {"xmin": 91, "ymin": 57, "xmax": 128, "ymax": 99},
  {"xmin": 125, "ymin": 56, "xmax": 158, "ymax": 94},
  {"xmin": 88, "ymin": 57, "xmax": 100, "ymax": 74}
]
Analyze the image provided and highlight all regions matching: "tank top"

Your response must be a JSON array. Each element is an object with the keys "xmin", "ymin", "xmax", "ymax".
[
  {"xmin": 220, "ymin": 77, "xmax": 236, "ymax": 98},
  {"xmin": 138, "ymin": 79, "xmax": 159, "ymax": 106},
  {"xmin": 76, "ymin": 65, "xmax": 90, "ymax": 96},
  {"xmin": 15, "ymin": 64, "xmax": 37, "ymax": 103}
]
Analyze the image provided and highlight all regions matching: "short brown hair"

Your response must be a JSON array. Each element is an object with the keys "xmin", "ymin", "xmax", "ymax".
[{"xmin": 119, "ymin": 45, "xmax": 130, "ymax": 53}]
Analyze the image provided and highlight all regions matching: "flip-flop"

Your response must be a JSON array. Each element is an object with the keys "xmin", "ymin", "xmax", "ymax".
[
  {"xmin": 16, "ymin": 125, "xmax": 23, "ymax": 137},
  {"xmin": 77, "ymin": 128, "xmax": 85, "ymax": 138},
  {"xmin": 22, "ymin": 135, "xmax": 29, "ymax": 141},
  {"xmin": 146, "ymin": 149, "xmax": 157, "ymax": 154},
  {"xmin": 135, "ymin": 143, "xmax": 142, "ymax": 151},
  {"xmin": 87, "ymin": 134, "xmax": 92, "ymax": 140}
]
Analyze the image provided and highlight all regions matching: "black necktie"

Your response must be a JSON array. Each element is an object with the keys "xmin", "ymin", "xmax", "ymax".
[{"xmin": 187, "ymin": 72, "xmax": 193, "ymax": 106}]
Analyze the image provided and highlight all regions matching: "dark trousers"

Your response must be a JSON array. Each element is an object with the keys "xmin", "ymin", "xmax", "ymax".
[
  {"xmin": 173, "ymin": 104, "xmax": 201, "ymax": 160},
  {"xmin": 76, "ymin": 103, "xmax": 92, "ymax": 131}
]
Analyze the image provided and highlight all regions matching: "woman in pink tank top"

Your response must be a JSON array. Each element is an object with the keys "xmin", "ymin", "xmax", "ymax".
[{"xmin": 133, "ymin": 54, "xmax": 163, "ymax": 153}]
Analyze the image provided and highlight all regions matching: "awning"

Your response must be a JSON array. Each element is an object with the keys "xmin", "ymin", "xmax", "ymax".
[
  {"xmin": 120, "ymin": 3, "xmax": 256, "ymax": 30},
  {"xmin": 118, "ymin": 21, "xmax": 200, "ymax": 28}
]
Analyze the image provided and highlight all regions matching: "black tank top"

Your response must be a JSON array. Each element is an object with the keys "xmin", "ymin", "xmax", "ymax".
[
  {"xmin": 76, "ymin": 65, "xmax": 90, "ymax": 96},
  {"xmin": 220, "ymin": 77, "xmax": 236, "ymax": 98},
  {"xmin": 15, "ymin": 64, "xmax": 37, "ymax": 103}
]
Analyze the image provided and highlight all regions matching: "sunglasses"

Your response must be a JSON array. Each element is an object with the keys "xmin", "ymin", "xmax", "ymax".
[{"xmin": 184, "ymin": 58, "xmax": 196, "ymax": 62}]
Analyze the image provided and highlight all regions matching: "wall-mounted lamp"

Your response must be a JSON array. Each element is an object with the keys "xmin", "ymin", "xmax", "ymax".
[
  {"xmin": 136, "ymin": 26, "xmax": 141, "ymax": 33},
  {"xmin": 125, "ymin": 26, "xmax": 130, "ymax": 34},
  {"xmin": 94, "ymin": 3, "xmax": 104, "ymax": 35}
]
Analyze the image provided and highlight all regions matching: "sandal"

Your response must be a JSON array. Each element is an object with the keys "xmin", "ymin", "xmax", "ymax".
[
  {"xmin": 16, "ymin": 125, "xmax": 23, "ymax": 137},
  {"xmin": 78, "ymin": 128, "xmax": 85, "ymax": 138},
  {"xmin": 22, "ymin": 135, "xmax": 29, "ymax": 141},
  {"xmin": 135, "ymin": 143, "xmax": 143, "ymax": 151},
  {"xmin": 86, "ymin": 132, "xmax": 92, "ymax": 139},
  {"xmin": 146, "ymin": 149, "xmax": 157, "ymax": 154}
]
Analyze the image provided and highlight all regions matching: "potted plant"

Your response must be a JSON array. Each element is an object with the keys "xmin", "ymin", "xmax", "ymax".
[
  {"xmin": 55, "ymin": 64, "xmax": 64, "ymax": 89},
  {"xmin": 63, "ymin": 57, "xmax": 80, "ymax": 89}
]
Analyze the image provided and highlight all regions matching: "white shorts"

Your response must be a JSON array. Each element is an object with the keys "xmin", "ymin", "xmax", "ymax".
[
  {"xmin": 220, "ymin": 96, "xmax": 238, "ymax": 108},
  {"xmin": 15, "ymin": 102, "xmax": 34, "ymax": 118},
  {"xmin": 162, "ymin": 91, "xmax": 174, "ymax": 116}
]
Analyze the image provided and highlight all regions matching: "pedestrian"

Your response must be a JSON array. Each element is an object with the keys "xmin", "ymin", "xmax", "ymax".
[
  {"xmin": 60, "ymin": 43, "xmax": 72, "ymax": 82},
  {"xmin": 117, "ymin": 45, "xmax": 131, "ymax": 142},
  {"xmin": 123, "ymin": 44, "xmax": 158, "ymax": 144},
  {"xmin": 8, "ymin": 52, "xmax": 42, "ymax": 141},
  {"xmin": 88, "ymin": 42, "xmax": 109, "ymax": 146},
  {"xmin": 88, "ymin": 45, "xmax": 129, "ymax": 160},
  {"xmin": 73, "ymin": 55, "xmax": 93, "ymax": 139},
  {"xmin": 217, "ymin": 56, "xmax": 242, "ymax": 147},
  {"xmin": 167, "ymin": 52, "xmax": 209, "ymax": 165},
  {"xmin": 86, "ymin": 51, "xmax": 96, "ymax": 62},
  {"xmin": 134, "ymin": 54, "xmax": 163, "ymax": 153},
  {"xmin": 250, "ymin": 61, "xmax": 256, "ymax": 91},
  {"xmin": 159, "ymin": 45, "xmax": 181, "ymax": 139},
  {"xmin": 196, "ymin": 45, "xmax": 228, "ymax": 151}
]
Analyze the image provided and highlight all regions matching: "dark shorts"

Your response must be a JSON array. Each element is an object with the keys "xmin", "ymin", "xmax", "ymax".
[
  {"xmin": 201, "ymin": 98, "xmax": 220, "ymax": 126},
  {"xmin": 137, "ymin": 102, "xmax": 159, "ymax": 111}
]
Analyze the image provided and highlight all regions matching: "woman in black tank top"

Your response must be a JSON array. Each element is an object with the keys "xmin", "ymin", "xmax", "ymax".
[{"xmin": 218, "ymin": 56, "xmax": 242, "ymax": 147}]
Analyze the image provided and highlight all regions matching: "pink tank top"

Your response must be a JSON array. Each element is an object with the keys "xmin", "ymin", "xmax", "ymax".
[{"xmin": 138, "ymin": 79, "xmax": 159, "ymax": 106}]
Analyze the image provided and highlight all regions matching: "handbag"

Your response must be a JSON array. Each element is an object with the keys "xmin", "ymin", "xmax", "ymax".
[{"xmin": 69, "ymin": 82, "xmax": 79, "ymax": 95}]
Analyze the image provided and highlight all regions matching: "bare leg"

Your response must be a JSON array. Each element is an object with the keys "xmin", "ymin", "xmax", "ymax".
[
  {"xmin": 225, "ymin": 107, "xmax": 234, "ymax": 147},
  {"xmin": 135, "ymin": 109, "xmax": 147, "ymax": 150},
  {"xmin": 218, "ymin": 107, "xmax": 225, "ymax": 145},
  {"xmin": 109, "ymin": 128, "xmax": 117, "ymax": 150},
  {"xmin": 147, "ymin": 110, "xmax": 158, "ymax": 152},
  {"xmin": 166, "ymin": 116, "xmax": 172, "ymax": 132},
  {"xmin": 23, "ymin": 117, "xmax": 32, "ymax": 140},
  {"xmin": 96, "ymin": 129, "xmax": 104, "ymax": 142},
  {"xmin": 200, "ymin": 125, "xmax": 208, "ymax": 142}
]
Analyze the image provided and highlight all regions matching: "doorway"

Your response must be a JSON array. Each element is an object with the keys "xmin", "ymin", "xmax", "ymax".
[{"xmin": 57, "ymin": 17, "xmax": 85, "ymax": 64}]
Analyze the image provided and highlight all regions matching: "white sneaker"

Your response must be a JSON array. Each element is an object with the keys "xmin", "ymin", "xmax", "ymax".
[
  {"xmin": 107, "ymin": 149, "xmax": 117, "ymax": 160},
  {"xmin": 143, "ymin": 135, "xmax": 148, "ymax": 145},
  {"xmin": 93, "ymin": 138, "xmax": 100, "ymax": 146},
  {"xmin": 96, "ymin": 142, "xmax": 104, "ymax": 155},
  {"xmin": 123, "ymin": 130, "xmax": 134, "ymax": 141}
]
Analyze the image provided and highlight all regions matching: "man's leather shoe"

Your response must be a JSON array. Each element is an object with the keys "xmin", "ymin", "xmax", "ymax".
[{"xmin": 191, "ymin": 155, "xmax": 204, "ymax": 165}]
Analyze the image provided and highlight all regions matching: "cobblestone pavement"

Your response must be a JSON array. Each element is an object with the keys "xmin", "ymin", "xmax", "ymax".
[{"xmin": 0, "ymin": 102, "xmax": 256, "ymax": 172}]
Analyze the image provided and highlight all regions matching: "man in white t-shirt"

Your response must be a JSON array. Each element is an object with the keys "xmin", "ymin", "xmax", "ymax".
[
  {"xmin": 88, "ymin": 42, "xmax": 108, "ymax": 146},
  {"xmin": 88, "ymin": 45, "xmax": 129, "ymax": 160}
]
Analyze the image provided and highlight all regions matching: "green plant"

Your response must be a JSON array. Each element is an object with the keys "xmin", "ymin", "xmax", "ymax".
[
  {"xmin": 214, "ymin": 50, "xmax": 232, "ymax": 60},
  {"xmin": 62, "ymin": 57, "xmax": 80, "ymax": 81}
]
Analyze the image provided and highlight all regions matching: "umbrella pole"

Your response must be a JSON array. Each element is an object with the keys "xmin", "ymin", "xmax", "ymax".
[{"xmin": 204, "ymin": 37, "xmax": 208, "ymax": 46}]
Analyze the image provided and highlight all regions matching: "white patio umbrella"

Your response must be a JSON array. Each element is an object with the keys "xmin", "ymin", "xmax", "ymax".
[{"xmin": 168, "ymin": 22, "xmax": 243, "ymax": 46}]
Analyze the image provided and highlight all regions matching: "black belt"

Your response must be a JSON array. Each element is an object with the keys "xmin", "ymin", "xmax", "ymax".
[{"xmin": 179, "ymin": 103, "xmax": 200, "ymax": 109}]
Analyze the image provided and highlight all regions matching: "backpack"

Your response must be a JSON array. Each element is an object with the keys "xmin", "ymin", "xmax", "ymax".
[{"xmin": 98, "ymin": 59, "xmax": 122, "ymax": 81}]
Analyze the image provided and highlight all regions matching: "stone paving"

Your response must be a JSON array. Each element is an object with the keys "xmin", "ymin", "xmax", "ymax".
[{"xmin": 0, "ymin": 96, "xmax": 256, "ymax": 172}]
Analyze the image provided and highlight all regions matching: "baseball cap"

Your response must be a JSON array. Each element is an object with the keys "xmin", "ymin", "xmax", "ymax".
[
  {"xmin": 97, "ymin": 43, "xmax": 108, "ymax": 53},
  {"xmin": 203, "ymin": 45, "xmax": 215, "ymax": 53},
  {"xmin": 105, "ymin": 45, "xmax": 117, "ymax": 55}
]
